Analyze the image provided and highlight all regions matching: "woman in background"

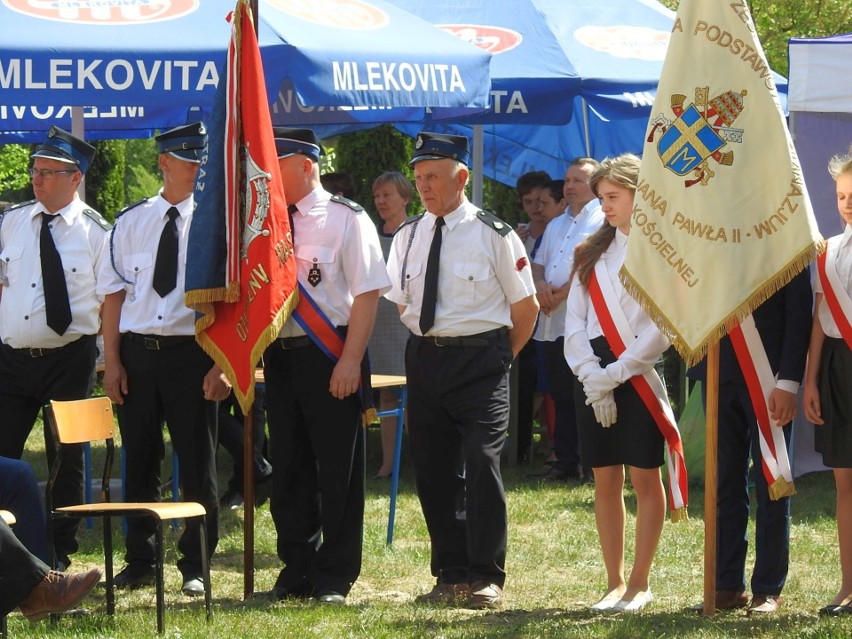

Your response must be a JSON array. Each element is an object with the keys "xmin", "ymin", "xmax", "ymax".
[{"xmin": 369, "ymin": 171, "xmax": 414, "ymax": 478}]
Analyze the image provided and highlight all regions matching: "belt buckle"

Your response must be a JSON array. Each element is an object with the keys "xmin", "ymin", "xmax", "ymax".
[
  {"xmin": 143, "ymin": 336, "xmax": 160, "ymax": 350},
  {"xmin": 28, "ymin": 348, "xmax": 44, "ymax": 358},
  {"xmin": 432, "ymin": 336, "xmax": 444, "ymax": 347}
]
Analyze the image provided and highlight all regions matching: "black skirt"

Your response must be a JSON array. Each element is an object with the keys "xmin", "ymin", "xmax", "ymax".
[
  {"xmin": 816, "ymin": 337, "xmax": 852, "ymax": 468},
  {"xmin": 574, "ymin": 336, "xmax": 665, "ymax": 469}
]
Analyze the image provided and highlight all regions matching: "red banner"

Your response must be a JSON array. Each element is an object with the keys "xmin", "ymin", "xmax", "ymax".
[{"xmin": 186, "ymin": 0, "xmax": 297, "ymax": 413}]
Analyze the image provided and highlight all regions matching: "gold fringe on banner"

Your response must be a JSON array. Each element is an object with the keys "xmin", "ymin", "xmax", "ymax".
[{"xmin": 620, "ymin": 240, "xmax": 825, "ymax": 368}]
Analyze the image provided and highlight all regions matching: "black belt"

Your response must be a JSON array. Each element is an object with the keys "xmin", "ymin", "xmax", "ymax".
[
  {"xmin": 4, "ymin": 335, "xmax": 87, "ymax": 358},
  {"xmin": 125, "ymin": 332, "xmax": 195, "ymax": 351},
  {"xmin": 276, "ymin": 335, "xmax": 314, "ymax": 350},
  {"xmin": 413, "ymin": 328, "xmax": 507, "ymax": 347}
]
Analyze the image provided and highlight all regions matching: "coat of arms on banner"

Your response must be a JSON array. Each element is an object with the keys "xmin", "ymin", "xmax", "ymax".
[{"xmin": 647, "ymin": 86, "xmax": 746, "ymax": 188}]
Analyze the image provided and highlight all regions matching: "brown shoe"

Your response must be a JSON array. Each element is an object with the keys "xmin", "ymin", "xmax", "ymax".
[
  {"xmin": 689, "ymin": 589, "xmax": 749, "ymax": 613},
  {"xmin": 415, "ymin": 582, "xmax": 470, "ymax": 605},
  {"xmin": 468, "ymin": 581, "xmax": 504, "ymax": 610},
  {"xmin": 19, "ymin": 569, "xmax": 102, "ymax": 622},
  {"xmin": 747, "ymin": 593, "xmax": 781, "ymax": 616}
]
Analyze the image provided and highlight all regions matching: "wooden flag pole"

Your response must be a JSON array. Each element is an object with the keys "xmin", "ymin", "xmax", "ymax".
[
  {"xmin": 243, "ymin": 408, "xmax": 256, "ymax": 599},
  {"xmin": 703, "ymin": 342, "xmax": 720, "ymax": 616}
]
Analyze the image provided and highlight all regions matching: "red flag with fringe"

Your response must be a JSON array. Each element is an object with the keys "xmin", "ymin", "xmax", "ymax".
[{"xmin": 186, "ymin": 0, "xmax": 297, "ymax": 413}]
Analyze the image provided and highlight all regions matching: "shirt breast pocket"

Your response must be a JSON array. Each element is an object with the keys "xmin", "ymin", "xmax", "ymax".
[
  {"xmin": 450, "ymin": 260, "xmax": 492, "ymax": 309},
  {"xmin": 124, "ymin": 252, "xmax": 154, "ymax": 281},
  {"xmin": 0, "ymin": 244, "xmax": 24, "ymax": 285},
  {"xmin": 296, "ymin": 245, "xmax": 336, "ymax": 283},
  {"xmin": 62, "ymin": 254, "xmax": 94, "ymax": 279}
]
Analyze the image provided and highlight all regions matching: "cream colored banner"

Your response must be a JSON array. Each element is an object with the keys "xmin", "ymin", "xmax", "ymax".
[{"xmin": 621, "ymin": 0, "xmax": 823, "ymax": 366}]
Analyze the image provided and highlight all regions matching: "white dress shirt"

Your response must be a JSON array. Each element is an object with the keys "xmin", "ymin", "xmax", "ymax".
[
  {"xmin": 814, "ymin": 224, "xmax": 852, "ymax": 339},
  {"xmin": 385, "ymin": 199, "xmax": 536, "ymax": 337},
  {"xmin": 97, "ymin": 191, "xmax": 197, "ymax": 336},
  {"xmin": 533, "ymin": 200, "xmax": 604, "ymax": 341},
  {"xmin": 0, "ymin": 195, "xmax": 107, "ymax": 348},
  {"xmin": 279, "ymin": 187, "xmax": 390, "ymax": 338},
  {"xmin": 564, "ymin": 230, "xmax": 670, "ymax": 383}
]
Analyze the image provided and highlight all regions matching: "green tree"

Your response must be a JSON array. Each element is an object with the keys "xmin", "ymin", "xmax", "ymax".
[
  {"xmin": 334, "ymin": 125, "xmax": 415, "ymax": 218},
  {"xmin": 85, "ymin": 139, "xmax": 126, "ymax": 221},
  {"xmin": 124, "ymin": 137, "xmax": 161, "ymax": 205},
  {"xmin": 0, "ymin": 143, "xmax": 33, "ymax": 205}
]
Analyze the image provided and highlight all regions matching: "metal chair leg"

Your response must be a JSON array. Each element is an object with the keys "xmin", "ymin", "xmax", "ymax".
[
  {"xmin": 199, "ymin": 517, "xmax": 212, "ymax": 622},
  {"xmin": 155, "ymin": 524, "xmax": 165, "ymax": 634},
  {"xmin": 104, "ymin": 515, "xmax": 115, "ymax": 615}
]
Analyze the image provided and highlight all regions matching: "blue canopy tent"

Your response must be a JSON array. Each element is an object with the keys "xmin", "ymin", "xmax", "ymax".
[
  {"xmin": 0, "ymin": 0, "xmax": 492, "ymax": 143},
  {"xmin": 385, "ymin": 0, "xmax": 788, "ymax": 193}
]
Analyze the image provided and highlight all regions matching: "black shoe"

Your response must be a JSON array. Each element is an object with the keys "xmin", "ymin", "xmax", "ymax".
[
  {"xmin": 314, "ymin": 589, "xmax": 346, "ymax": 605},
  {"xmin": 533, "ymin": 466, "xmax": 580, "ymax": 482},
  {"xmin": 581, "ymin": 469, "xmax": 595, "ymax": 485},
  {"xmin": 112, "ymin": 565, "xmax": 156, "ymax": 590},
  {"xmin": 256, "ymin": 583, "xmax": 312, "ymax": 601},
  {"xmin": 220, "ymin": 488, "xmax": 244, "ymax": 510}
]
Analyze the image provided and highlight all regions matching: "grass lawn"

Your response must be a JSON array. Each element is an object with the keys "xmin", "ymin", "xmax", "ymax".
[{"xmin": 6, "ymin": 425, "xmax": 851, "ymax": 638}]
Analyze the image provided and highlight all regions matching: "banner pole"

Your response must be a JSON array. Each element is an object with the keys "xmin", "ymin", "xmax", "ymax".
[
  {"xmin": 243, "ymin": 408, "xmax": 255, "ymax": 599},
  {"xmin": 703, "ymin": 342, "xmax": 719, "ymax": 616}
]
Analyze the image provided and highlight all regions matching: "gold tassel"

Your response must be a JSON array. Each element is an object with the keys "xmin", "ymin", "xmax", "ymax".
[
  {"xmin": 362, "ymin": 408, "xmax": 379, "ymax": 428},
  {"xmin": 670, "ymin": 507, "xmax": 689, "ymax": 523},
  {"xmin": 768, "ymin": 476, "xmax": 797, "ymax": 500}
]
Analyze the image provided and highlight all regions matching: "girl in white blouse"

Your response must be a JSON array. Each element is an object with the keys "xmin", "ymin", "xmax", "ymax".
[
  {"xmin": 803, "ymin": 145, "xmax": 852, "ymax": 616},
  {"xmin": 564, "ymin": 154, "xmax": 671, "ymax": 613}
]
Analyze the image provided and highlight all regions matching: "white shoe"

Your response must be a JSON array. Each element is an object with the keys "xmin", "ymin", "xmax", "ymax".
[
  {"xmin": 612, "ymin": 590, "xmax": 652, "ymax": 613},
  {"xmin": 590, "ymin": 591, "xmax": 624, "ymax": 611}
]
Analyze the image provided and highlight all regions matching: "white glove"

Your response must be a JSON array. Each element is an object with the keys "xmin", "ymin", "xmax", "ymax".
[
  {"xmin": 582, "ymin": 368, "xmax": 619, "ymax": 404},
  {"xmin": 591, "ymin": 392, "xmax": 617, "ymax": 428}
]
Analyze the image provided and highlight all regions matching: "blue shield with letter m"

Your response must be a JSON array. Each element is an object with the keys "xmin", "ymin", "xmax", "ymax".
[{"xmin": 657, "ymin": 104, "xmax": 725, "ymax": 176}]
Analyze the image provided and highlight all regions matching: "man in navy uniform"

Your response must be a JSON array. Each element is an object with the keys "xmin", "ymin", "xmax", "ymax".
[
  {"xmin": 99, "ymin": 122, "xmax": 231, "ymax": 596},
  {"xmin": 385, "ymin": 132, "xmax": 539, "ymax": 609},
  {"xmin": 263, "ymin": 127, "xmax": 389, "ymax": 605},
  {"xmin": 688, "ymin": 270, "xmax": 811, "ymax": 614},
  {"xmin": 0, "ymin": 127, "xmax": 108, "ymax": 570}
]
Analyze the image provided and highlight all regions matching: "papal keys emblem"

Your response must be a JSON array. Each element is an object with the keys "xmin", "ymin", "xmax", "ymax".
[{"xmin": 647, "ymin": 87, "xmax": 746, "ymax": 188}]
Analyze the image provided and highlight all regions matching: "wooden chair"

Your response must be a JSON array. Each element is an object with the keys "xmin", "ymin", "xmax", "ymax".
[{"xmin": 44, "ymin": 397, "xmax": 212, "ymax": 634}]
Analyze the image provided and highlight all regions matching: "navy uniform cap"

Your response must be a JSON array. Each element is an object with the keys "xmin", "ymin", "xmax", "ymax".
[
  {"xmin": 155, "ymin": 122, "xmax": 207, "ymax": 163},
  {"xmin": 31, "ymin": 126, "xmax": 97, "ymax": 174},
  {"xmin": 410, "ymin": 131, "xmax": 470, "ymax": 167},
  {"xmin": 272, "ymin": 127, "xmax": 324, "ymax": 162}
]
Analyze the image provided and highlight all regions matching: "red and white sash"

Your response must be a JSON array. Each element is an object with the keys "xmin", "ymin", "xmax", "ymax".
[
  {"xmin": 727, "ymin": 316, "xmax": 796, "ymax": 500},
  {"xmin": 588, "ymin": 262, "xmax": 688, "ymax": 521},
  {"xmin": 817, "ymin": 235, "xmax": 852, "ymax": 350}
]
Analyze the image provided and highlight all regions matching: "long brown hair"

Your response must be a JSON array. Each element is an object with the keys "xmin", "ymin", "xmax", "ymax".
[{"xmin": 571, "ymin": 154, "xmax": 641, "ymax": 287}]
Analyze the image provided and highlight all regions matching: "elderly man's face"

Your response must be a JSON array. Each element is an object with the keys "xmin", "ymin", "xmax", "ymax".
[
  {"xmin": 30, "ymin": 158, "xmax": 81, "ymax": 213},
  {"xmin": 413, "ymin": 158, "xmax": 466, "ymax": 217}
]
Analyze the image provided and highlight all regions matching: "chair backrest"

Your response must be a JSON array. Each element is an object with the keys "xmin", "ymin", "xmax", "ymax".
[
  {"xmin": 49, "ymin": 397, "xmax": 115, "ymax": 444},
  {"xmin": 46, "ymin": 397, "xmax": 116, "ymax": 507}
]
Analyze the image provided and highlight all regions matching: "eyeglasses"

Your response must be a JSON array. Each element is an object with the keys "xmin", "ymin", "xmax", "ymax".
[{"xmin": 29, "ymin": 168, "xmax": 77, "ymax": 179}]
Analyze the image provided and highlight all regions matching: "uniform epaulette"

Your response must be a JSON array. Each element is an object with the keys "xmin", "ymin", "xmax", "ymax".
[
  {"xmin": 2, "ymin": 199, "xmax": 35, "ymax": 213},
  {"xmin": 330, "ymin": 194, "xmax": 365, "ymax": 213},
  {"xmin": 476, "ymin": 210, "xmax": 512, "ymax": 237},
  {"xmin": 395, "ymin": 214, "xmax": 423, "ymax": 235},
  {"xmin": 115, "ymin": 197, "xmax": 150, "ymax": 220},
  {"xmin": 82, "ymin": 208, "xmax": 112, "ymax": 231}
]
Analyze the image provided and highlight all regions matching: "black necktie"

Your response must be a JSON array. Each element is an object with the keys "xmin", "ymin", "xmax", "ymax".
[
  {"xmin": 419, "ymin": 217, "xmax": 445, "ymax": 335},
  {"xmin": 40, "ymin": 213, "xmax": 72, "ymax": 336},
  {"xmin": 152, "ymin": 207, "xmax": 179, "ymax": 297},
  {"xmin": 288, "ymin": 204, "xmax": 298, "ymax": 243}
]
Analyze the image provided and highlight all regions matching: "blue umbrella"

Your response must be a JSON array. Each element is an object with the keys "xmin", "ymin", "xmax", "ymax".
[{"xmin": 0, "ymin": 0, "xmax": 491, "ymax": 142}]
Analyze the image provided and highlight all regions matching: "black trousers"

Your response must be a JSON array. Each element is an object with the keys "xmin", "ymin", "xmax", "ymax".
[
  {"xmin": 405, "ymin": 332, "xmax": 513, "ymax": 587},
  {"xmin": 264, "ymin": 342, "xmax": 365, "ymax": 596},
  {"xmin": 0, "ymin": 335, "xmax": 96, "ymax": 566},
  {"xmin": 117, "ymin": 335, "xmax": 219, "ymax": 579},
  {"xmin": 0, "ymin": 519, "xmax": 48, "ymax": 616},
  {"xmin": 541, "ymin": 338, "xmax": 582, "ymax": 472},
  {"xmin": 709, "ymin": 382, "xmax": 791, "ymax": 596},
  {"xmin": 217, "ymin": 386, "xmax": 272, "ymax": 492}
]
